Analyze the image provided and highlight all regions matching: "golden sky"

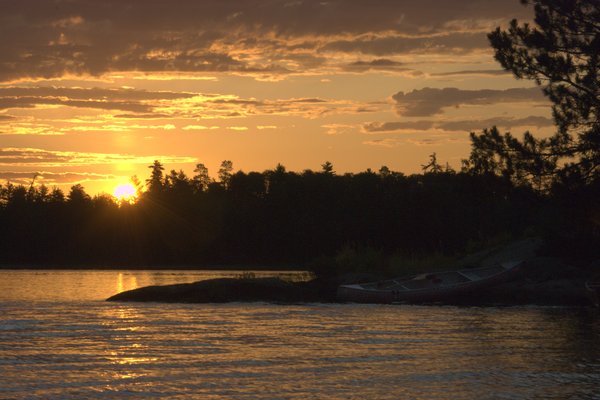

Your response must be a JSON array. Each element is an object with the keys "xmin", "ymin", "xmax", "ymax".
[{"xmin": 0, "ymin": 0, "xmax": 555, "ymax": 195}]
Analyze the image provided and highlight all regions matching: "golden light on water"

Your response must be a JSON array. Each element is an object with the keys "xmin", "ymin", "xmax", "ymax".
[
  {"xmin": 116, "ymin": 273, "xmax": 138, "ymax": 295},
  {"xmin": 113, "ymin": 183, "xmax": 138, "ymax": 203}
]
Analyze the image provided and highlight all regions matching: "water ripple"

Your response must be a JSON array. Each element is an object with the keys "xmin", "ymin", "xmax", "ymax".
[{"xmin": 1, "ymin": 271, "xmax": 599, "ymax": 399}]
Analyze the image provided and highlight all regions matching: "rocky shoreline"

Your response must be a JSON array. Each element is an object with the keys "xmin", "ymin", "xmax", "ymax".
[
  {"xmin": 107, "ymin": 277, "xmax": 329, "ymax": 303},
  {"xmin": 107, "ymin": 239, "xmax": 598, "ymax": 307},
  {"xmin": 106, "ymin": 260, "xmax": 594, "ymax": 306}
]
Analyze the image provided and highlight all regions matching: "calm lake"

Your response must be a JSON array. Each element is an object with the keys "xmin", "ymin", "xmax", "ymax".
[{"xmin": 1, "ymin": 270, "xmax": 599, "ymax": 399}]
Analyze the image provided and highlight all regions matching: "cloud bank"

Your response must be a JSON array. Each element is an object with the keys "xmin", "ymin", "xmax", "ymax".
[
  {"xmin": 0, "ymin": 0, "xmax": 531, "ymax": 82},
  {"xmin": 392, "ymin": 87, "xmax": 547, "ymax": 117}
]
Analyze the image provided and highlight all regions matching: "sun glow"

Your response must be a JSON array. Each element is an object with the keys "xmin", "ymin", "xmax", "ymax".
[{"xmin": 113, "ymin": 183, "xmax": 138, "ymax": 203}]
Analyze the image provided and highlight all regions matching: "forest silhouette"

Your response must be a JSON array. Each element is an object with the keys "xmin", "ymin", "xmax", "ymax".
[
  {"xmin": 0, "ymin": 0, "xmax": 598, "ymax": 274},
  {"xmin": 0, "ymin": 153, "xmax": 598, "ymax": 273}
]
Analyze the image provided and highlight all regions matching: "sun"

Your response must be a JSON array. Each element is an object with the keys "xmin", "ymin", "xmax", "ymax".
[{"xmin": 113, "ymin": 183, "xmax": 138, "ymax": 203}]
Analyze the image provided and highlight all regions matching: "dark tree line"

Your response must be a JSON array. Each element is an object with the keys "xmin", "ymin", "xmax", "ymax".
[
  {"xmin": 1, "ymin": 153, "xmax": 598, "ymax": 271},
  {"xmin": 0, "ymin": 158, "xmax": 544, "ymax": 270}
]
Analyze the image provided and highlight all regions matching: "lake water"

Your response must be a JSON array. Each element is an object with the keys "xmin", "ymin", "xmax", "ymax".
[{"xmin": 1, "ymin": 270, "xmax": 599, "ymax": 399}]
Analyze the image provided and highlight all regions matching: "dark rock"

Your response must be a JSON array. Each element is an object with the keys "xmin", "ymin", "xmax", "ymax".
[{"xmin": 107, "ymin": 277, "xmax": 322, "ymax": 303}]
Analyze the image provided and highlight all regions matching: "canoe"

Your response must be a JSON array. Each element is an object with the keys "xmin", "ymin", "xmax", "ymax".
[
  {"xmin": 337, "ymin": 260, "xmax": 524, "ymax": 304},
  {"xmin": 585, "ymin": 277, "xmax": 600, "ymax": 307}
]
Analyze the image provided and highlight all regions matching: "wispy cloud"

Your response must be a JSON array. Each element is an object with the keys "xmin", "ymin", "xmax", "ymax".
[
  {"xmin": 363, "ymin": 116, "xmax": 554, "ymax": 133},
  {"xmin": 430, "ymin": 69, "xmax": 510, "ymax": 77},
  {"xmin": 0, "ymin": 170, "xmax": 121, "ymax": 186},
  {"xmin": 321, "ymin": 124, "xmax": 355, "ymax": 135},
  {"xmin": 363, "ymin": 121, "xmax": 435, "ymax": 132},
  {"xmin": 362, "ymin": 139, "xmax": 405, "ymax": 148},
  {"xmin": 323, "ymin": 32, "xmax": 488, "ymax": 57},
  {"xmin": 342, "ymin": 59, "xmax": 409, "ymax": 73},
  {"xmin": 0, "ymin": 147, "xmax": 197, "ymax": 167},
  {"xmin": 0, "ymin": 87, "xmax": 379, "ymax": 128},
  {"xmin": 363, "ymin": 135, "xmax": 466, "ymax": 148},
  {"xmin": 182, "ymin": 125, "xmax": 220, "ymax": 130}
]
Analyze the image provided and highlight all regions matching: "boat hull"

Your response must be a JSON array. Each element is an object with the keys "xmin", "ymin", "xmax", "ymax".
[{"xmin": 337, "ymin": 261, "xmax": 523, "ymax": 304}]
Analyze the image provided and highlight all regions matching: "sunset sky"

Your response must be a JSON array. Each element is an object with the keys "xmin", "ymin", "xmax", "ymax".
[{"xmin": 0, "ymin": 0, "xmax": 555, "ymax": 195}]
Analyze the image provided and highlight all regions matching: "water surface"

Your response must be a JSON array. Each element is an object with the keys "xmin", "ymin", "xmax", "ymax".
[{"xmin": 1, "ymin": 270, "xmax": 599, "ymax": 399}]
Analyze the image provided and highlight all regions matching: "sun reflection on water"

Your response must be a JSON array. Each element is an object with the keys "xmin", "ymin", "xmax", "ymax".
[
  {"xmin": 116, "ymin": 272, "xmax": 138, "ymax": 295},
  {"xmin": 108, "ymin": 355, "xmax": 159, "ymax": 365},
  {"xmin": 116, "ymin": 273, "xmax": 124, "ymax": 294}
]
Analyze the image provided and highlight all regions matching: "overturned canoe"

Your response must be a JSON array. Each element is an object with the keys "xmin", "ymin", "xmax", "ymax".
[{"xmin": 337, "ymin": 260, "xmax": 524, "ymax": 304}]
